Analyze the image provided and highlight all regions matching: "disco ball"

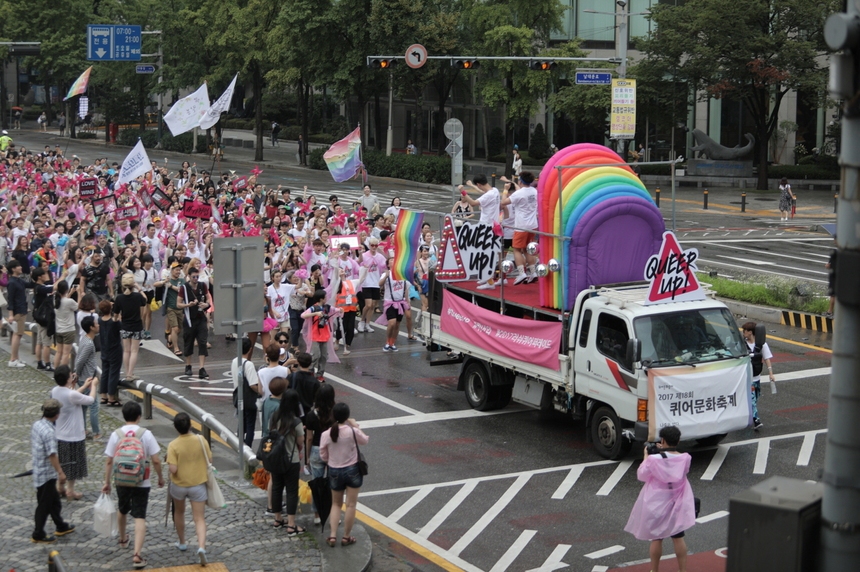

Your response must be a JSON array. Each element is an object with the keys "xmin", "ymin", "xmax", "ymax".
[
  {"xmin": 526, "ymin": 242, "xmax": 539, "ymax": 256},
  {"xmin": 501, "ymin": 260, "xmax": 514, "ymax": 274},
  {"xmin": 548, "ymin": 258, "xmax": 560, "ymax": 273},
  {"xmin": 536, "ymin": 264, "xmax": 549, "ymax": 277}
]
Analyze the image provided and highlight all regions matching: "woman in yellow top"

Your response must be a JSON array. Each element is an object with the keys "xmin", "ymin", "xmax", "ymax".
[{"xmin": 167, "ymin": 412, "xmax": 211, "ymax": 566}]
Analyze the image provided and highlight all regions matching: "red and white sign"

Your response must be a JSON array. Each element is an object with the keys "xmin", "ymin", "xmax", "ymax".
[
  {"xmin": 233, "ymin": 176, "xmax": 248, "ymax": 190},
  {"xmin": 114, "ymin": 205, "xmax": 140, "ymax": 222},
  {"xmin": 441, "ymin": 291, "xmax": 562, "ymax": 370},
  {"xmin": 436, "ymin": 215, "xmax": 501, "ymax": 282},
  {"xmin": 92, "ymin": 196, "xmax": 116, "ymax": 217},
  {"xmin": 182, "ymin": 200, "xmax": 213, "ymax": 220},
  {"xmin": 405, "ymin": 44, "xmax": 428, "ymax": 69},
  {"xmin": 643, "ymin": 231, "xmax": 705, "ymax": 305},
  {"xmin": 78, "ymin": 177, "xmax": 98, "ymax": 199}
]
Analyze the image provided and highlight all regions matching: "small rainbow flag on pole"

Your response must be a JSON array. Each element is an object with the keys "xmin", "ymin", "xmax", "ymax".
[
  {"xmin": 391, "ymin": 209, "xmax": 425, "ymax": 281},
  {"xmin": 323, "ymin": 126, "xmax": 363, "ymax": 182},
  {"xmin": 64, "ymin": 66, "xmax": 93, "ymax": 101}
]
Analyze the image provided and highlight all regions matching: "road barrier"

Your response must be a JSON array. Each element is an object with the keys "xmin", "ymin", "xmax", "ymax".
[
  {"xmin": 48, "ymin": 549, "xmax": 70, "ymax": 572},
  {"xmin": 742, "ymin": 192, "xmax": 747, "ymax": 213},
  {"xmin": 704, "ymin": 188, "xmax": 709, "ymax": 210},
  {"xmin": 655, "ymin": 187, "xmax": 660, "ymax": 207}
]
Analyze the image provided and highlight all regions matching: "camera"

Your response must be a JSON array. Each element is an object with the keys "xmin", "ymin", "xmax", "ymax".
[
  {"xmin": 646, "ymin": 442, "xmax": 662, "ymax": 456},
  {"xmin": 317, "ymin": 304, "xmax": 331, "ymax": 328}
]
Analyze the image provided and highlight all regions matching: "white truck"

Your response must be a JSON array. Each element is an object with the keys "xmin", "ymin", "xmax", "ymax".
[{"xmin": 420, "ymin": 281, "xmax": 753, "ymax": 459}]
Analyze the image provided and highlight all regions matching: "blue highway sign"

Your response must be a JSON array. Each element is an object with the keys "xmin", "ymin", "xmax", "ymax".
[
  {"xmin": 87, "ymin": 25, "xmax": 142, "ymax": 61},
  {"xmin": 136, "ymin": 64, "xmax": 156, "ymax": 74},
  {"xmin": 575, "ymin": 71, "xmax": 612, "ymax": 85}
]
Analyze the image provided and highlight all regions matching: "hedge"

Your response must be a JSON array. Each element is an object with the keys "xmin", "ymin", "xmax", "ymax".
[
  {"xmin": 117, "ymin": 128, "xmax": 208, "ymax": 154},
  {"xmin": 767, "ymin": 164, "xmax": 839, "ymax": 180},
  {"xmin": 309, "ymin": 149, "xmax": 452, "ymax": 184}
]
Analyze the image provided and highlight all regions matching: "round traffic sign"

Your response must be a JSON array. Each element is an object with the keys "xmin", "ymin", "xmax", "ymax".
[
  {"xmin": 405, "ymin": 44, "xmax": 428, "ymax": 69},
  {"xmin": 444, "ymin": 118, "xmax": 463, "ymax": 139}
]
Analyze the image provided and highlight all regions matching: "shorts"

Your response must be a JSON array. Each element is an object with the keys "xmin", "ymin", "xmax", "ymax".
[
  {"xmin": 169, "ymin": 482, "xmax": 207, "ymax": 503},
  {"xmin": 11, "ymin": 314, "xmax": 25, "ymax": 335},
  {"xmin": 116, "ymin": 486, "xmax": 150, "ymax": 519},
  {"xmin": 121, "ymin": 329, "xmax": 143, "ymax": 340},
  {"xmin": 513, "ymin": 231, "xmax": 535, "ymax": 250},
  {"xmin": 328, "ymin": 464, "xmax": 363, "ymax": 492},
  {"xmin": 385, "ymin": 306, "xmax": 403, "ymax": 322},
  {"xmin": 503, "ymin": 238, "xmax": 513, "ymax": 250},
  {"xmin": 362, "ymin": 287, "xmax": 380, "ymax": 301},
  {"xmin": 166, "ymin": 307, "xmax": 184, "ymax": 329},
  {"xmin": 671, "ymin": 531, "xmax": 685, "ymax": 539},
  {"xmin": 183, "ymin": 319, "xmax": 209, "ymax": 357},
  {"xmin": 55, "ymin": 330, "xmax": 76, "ymax": 345},
  {"xmin": 36, "ymin": 324, "xmax": 51, "ymax": 346},
  {"xmin": 144, "ymin": 291, "xmax": 155, "ymax": 304}
]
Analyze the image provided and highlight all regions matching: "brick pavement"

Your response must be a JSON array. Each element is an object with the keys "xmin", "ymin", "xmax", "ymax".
[{"xmin": 0, "ymin": 351, "xmax": 323, "ymax": 572}]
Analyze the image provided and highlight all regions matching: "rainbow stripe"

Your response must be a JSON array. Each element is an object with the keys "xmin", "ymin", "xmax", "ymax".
[
  {"xmin": 323, "ymin": 127, "xmax": 363, "ymax": 182},
  {"xmin": 64, "ymin": 67, "xmax": 92, "ymax": 101},
  {"xmin": 391, "ymin": 209, "xmax": 424, "ymax": 281},
  {"xmin": 537, "ymin": 144, "xmax": 664, "ymax": 310}
]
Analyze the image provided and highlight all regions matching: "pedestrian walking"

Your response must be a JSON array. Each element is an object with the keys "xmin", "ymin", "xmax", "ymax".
[
  {"xmin": 114, "ymin": 273, "xmax": 146, "ymax": 382},
  {"xmin": 301, "ymin": 289, "xmax": 341, "ymax": 381},
  {"xmin": 102, "ymin": 401, "xmax": 164, "ymax": 570},
  {"xmin": 624, "ymin": 426, "xmax": 696, "ymax": 572},
  {"xmin": 30, "ymin": 398, "xmax": 77, "ymax": 543},
  {"xmin": 380, "ymin": 262, "xmax": 410, "ymax": 352},
  {"xmin": 289, "ymin": 352, "xmax": 321, "ymax": 420},
  {"xmin": 232, "ymin": 337, "xmax": 262, "ymax": 447},
  {"xmin": 75, "ymin": 316, "xmax": 101, "ymax": 439},
  {"xmin": 178, "ymin": 266, "xmax": 210, "ymax": 379},
  {"xmin": 320, "ymin": 402, "xmax": 368, "ymax": 547},
  {"xmin": 167, "ymin": 412, "xmax": 211, "ymax": 566},
  {"xmin": 155, "ymin": 262, "xmax": 185, "ymax": 357},
  {"xmin": 6, "ymin": 259, "xmax": 28, "ymax": 367},
  {"xmin": 742, "ymin": 322, "xmax": 774, "ymax": 430},
  {"xmin": 271, "ymin": 121, "xmax": 281, "ymax": 147},
  {"xmin": 50, "ymin": 365, "xmax": 98, "ymax": 501},
  {"xmin": 267, "ymin": 389, "xmax": 306, "ymax": 535},
  {"xmin": 778, "ymin": 178, "xmax": 795, "ymax": 222},
  {"xmin": 304, "ymin": 383, "xmax": 335, "ymax": 525},
  {"xmin": 98, "ymin": 300, "xmax": 123, "ymax": 406}
]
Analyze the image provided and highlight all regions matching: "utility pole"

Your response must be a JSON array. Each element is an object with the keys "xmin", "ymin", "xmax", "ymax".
[
  {"xmin": 142, "ymin": 30, "xmax": 163, "ymax": 146},
  {"xmin": 821, "ymin": 6, "xmax": 860, "ymax": 571}
]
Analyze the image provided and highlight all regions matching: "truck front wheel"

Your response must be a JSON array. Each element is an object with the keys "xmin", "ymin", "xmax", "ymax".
[
  {"xmin": 591, "ymin": 406, "xmax": 632, "ymax": 460},
  {"xmin": 464, "ymin": 362, "xmax": 493, "ymax": 411}
]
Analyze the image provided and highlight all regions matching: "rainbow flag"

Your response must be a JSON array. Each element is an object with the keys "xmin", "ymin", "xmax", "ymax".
[
  {"xmin": 323, "ymin": 126, "xmax": 363, "ymax": 182},
  {"xmin": 64, "ymin": 67, "xmax": 93, "ymax": 101},
  {"xmin": 391, "ymin": 209, "xmax": 424, "ymax": 281}
]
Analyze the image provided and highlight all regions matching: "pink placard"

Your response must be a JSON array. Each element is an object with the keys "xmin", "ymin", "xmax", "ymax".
[{"xmin": 440, "ymin": 291, "xmax": 562, "ymax": 370}]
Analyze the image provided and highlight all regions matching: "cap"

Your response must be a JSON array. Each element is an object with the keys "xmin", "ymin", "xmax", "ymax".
[
  {"xmin": 42, "ymin": 398, "xmax": 62, "ymax": 415},
  {"xmin": 170, "ymin": 261, "xmax": 181, "ymax": 269},
  {"xmin": 1, "ymin": 130, "xmax": 7, "ymax": 135}
]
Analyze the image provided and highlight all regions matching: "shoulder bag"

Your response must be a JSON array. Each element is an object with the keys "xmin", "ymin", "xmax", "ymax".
[
  {"xmin": 232, "ymin": 360, "xmax": 257, "ymax": 410},
  {"xmin": 198, "ymin": 435, "xmax": 225, "ymax": 509},
  {"xmin": 351, "ymin": 427, "xmax": 368, "ymax": 476}
]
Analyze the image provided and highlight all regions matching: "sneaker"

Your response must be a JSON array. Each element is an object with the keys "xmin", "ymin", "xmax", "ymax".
[
  {"xmin": 383, "ymin": 344, "xmax": 391, "ymax": 352},
  {"xmin": 526, "ymin": 273, "xmax": 538, "ymax": 284},
  {"xmin": 198, "ymin": 548, "xmax": 207, "ymax": 566},
  {"xmin": 476, "ymin": 282, "xmax": 496, "ymax": 290},
  {"xmin": 199, "ymin": 368, "xmax": 209, "ymax": 380},
  {"xmin": 265, "ymin": 507, "xmax": 276, "ymax": 516},
  {"xmin": 31, "ymin": 535, "xmax": 56, "ymax": 544},
  {"xmin": 55, "ymin": 524, "xmax": 76, "ymax": 536},
  {"xmin": 184, "ymin": 365, "xmax": 192, "ymax": 377},
  {"xmin": 143, "ymin": 330, "xmax": 152, "ymax": 340},
  {"xmin": 45, "ymin": 364, "xmax": 55, "ymax": 372},
  {"xmin": 357, "ymin": 322, "xmax": 366, "ymax": 333},
  {"xmin": 37, "ymin": 361, "xmax": 47, "ymax": 370},
  {"xmin": 343, "ymin": 348, "xmax": 351, "ymax": 355},
  {"xmin": 513, "ymin": 273, "xmax": 529, "ymax": 286},
  {"xmin": 754, "ymin": 418, "xmax": 763, "ymax": 430},
  {"xmin": 317, "ymin": 375, "xmax": 325, "ymax": 382},
  {"xmin": 390, "ymin": 345, "xmax": 399, "ymax": 352},
  {"xmin": 8, "ymin": 360, "xmax": 25, "ymax": 368}
]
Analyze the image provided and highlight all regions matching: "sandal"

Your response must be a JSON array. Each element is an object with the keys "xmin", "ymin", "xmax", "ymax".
[
  {"xmin": 285, "ymin": 525, "xmax": 306, "ymax": 536},
  {"xmin": 133, "ymin": 554, "xmax": 147, "ymax": 569},
  {"xmin": 326, "ymin": 536, "xmax": 337, "ymax": 547},
  {"xmin": 341, "ymin": 536, "xmax": 357, "ymax": 546},
  {"xmin": 107, "ymin": 400, "xmax": 123, "ymax": 407},
  {"xmin": 272, "ymin": 520, "xmax": 286, "ymax": 528},
  {"xmin": 119, "ymin": 534, "xmax": 129, "ymax": 548},
  {"xmin": 174, "ymin": 350, "xmax": 183, "ymax": 356},
  {"xmin": 100, "ymin": 398, "xmax": 109, "ymax": 405},
  {"xmin": 407, "ymin": 335, "xmax": 417, "ymax": 341},
  {"xmin": 66, "ymin": 491, "xmax": 83, "ymax": 500}
]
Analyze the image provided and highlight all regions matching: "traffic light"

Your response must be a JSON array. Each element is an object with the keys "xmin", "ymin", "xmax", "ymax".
[
  {"xmin": 529, "ymin": 60, "xmax": 557, "ymax": 71},
  {"xmin": 369, "ymin": 58, "xmax": 396, "ymax": 69},
  {"xmin": 452, "ymin": 59, "xmax": 480, "ymax": 70}
]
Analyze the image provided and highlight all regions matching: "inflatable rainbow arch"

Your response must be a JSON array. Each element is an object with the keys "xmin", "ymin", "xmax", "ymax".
[{"xmin": 537, "ymin": 143, "xmax": 665, "ymax": 311}]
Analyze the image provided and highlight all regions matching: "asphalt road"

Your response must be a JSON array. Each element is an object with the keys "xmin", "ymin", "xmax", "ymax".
[{"xmin": 4, "ymin": 129, "xmax": 838, "ymax": 571}]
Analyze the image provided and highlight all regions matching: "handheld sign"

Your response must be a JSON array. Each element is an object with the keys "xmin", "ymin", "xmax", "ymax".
[
  {"xmin": 78, "ymin": 177, "xmax": 98, "ymax": 199},
  {"xmin": 182, "ymin": 200, "xmax": 213, "ymax": 219},
  {"xmin": 331, "ymin": 235, "xmax": 360, "ymax": 250},
  {"xmin": 233, "ymin": 176, "xmax": 248, "ymax": 190},
  {"xmin": 92, "ymin": 196, "xmax": 116, "ymax": 218},
  {"xmin": 139, "ymin": 189, "xmax": 153, "ymax": 208},
  {"xmin": 643, "ymin": 231, "xmax": 705, "ymax": 305},
  {"xmin": 114, "ymin": 205, "xmax": 140, "ymax": 222},
  {"xmin": 149, "ymin": 188, "xmax": 172, "ymax": 212}
]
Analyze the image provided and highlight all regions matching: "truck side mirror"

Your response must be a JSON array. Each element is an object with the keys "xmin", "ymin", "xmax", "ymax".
[
  {"xmin": 754, "ymin": 324, "xmax": 766, "ymax": 347},
  {"xmin": 626, "ymin": 338, "xmax": 641, "ymax": 365}
]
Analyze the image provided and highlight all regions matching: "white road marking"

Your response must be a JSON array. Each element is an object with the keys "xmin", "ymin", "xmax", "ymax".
[
  {"xmin": 704, "ymin": 242, "xmax": 832, "ymax": 265},
  {"xmin": 584, "ymin": 545, "xmax": 625, "ymax": 559},
  {"xmin": 596, "ymin": 460, "xmax": 633, "ymax": 496},
  {"xmin": 700, "ymin": 445, "xmax": 730, "ymax": 481},
  {"xmin": 753, "ymin": 438, "xmax": 771, "ymax": 474},
  {"xmin": 714, "ymin": 255, "xmax": 827, "ymax": 275},
  {"xmin": 696, "ymin": 510, "xmax": 730, "ymax": 524},
  {"xmin": 198, "ymin": 392, "xmax": 231, "ymax": 397},
  {"xmin": 684, "ymin": 237, "xmax": 833, "ymax": 244},
  {"xmin": 387, "ymin": 485, "xmax": 433, "ymax": 524},
  {"xmin": 450, "ymin": 474, "xmax": 532, "ymax": 556},
  {"xmin": 590, "ymin": 567, "xmax": 609, "ymax": 572},
  {"xmin": 798, "ymin": 433, "xmax": 817, "ymax": 466},
  {"xmin": 140, "ymin": 339, "xmax": 184, "ymax": 361},
  {"xmin": 697, "ymin": 259, "xmax": 828, "ymax": 284},
  {"xmin": 526, "ymin": 544, "xmax": 572, "ymax": 572},
  {"xmin": 418, "ymin": 481, "xmax": 478, "ymax": 539},
  {"xmin": 190, "ymin": 387, "xmax": 232, "ymax": 392},
  {"xmin": 361, "ymin": 406, "xmax": 528, "ymax": 429},
  {"xmin": 323, "ymin": 371, "xmax": 422, "ymax": 415},
  {"xmin": 488, "ymin": 529, "xmax": 536, "ymax": 572},
  {"xmin": 551, "ymin": 467, "xmax": 584, "ymax": 500},
  {"xmin": 776, "ymin": 367, "xmax": 831, "ymax": 382}
]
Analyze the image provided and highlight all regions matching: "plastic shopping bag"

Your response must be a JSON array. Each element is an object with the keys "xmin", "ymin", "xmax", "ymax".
[{"xmin": 93, "ymin": 492, "xmax": 118, "ymax": 537}]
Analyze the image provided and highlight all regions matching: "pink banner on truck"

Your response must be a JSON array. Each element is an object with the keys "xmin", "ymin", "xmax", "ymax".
[{"xmin": 440, "ymin": 291, "xmax": 562, "ymax": 370}]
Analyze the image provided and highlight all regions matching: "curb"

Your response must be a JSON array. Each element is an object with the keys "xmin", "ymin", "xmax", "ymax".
[
  {"xmin": 719, "ymin": 297, "xmax": 832, "ymax": 333},
  {"xmin": 781, "ymin": 310, "xmax": 834, "ymax": 333}
]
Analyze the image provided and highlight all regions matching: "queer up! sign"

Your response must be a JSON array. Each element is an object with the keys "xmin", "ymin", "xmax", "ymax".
[{"xmin": 643, "ymin": 231, "xmax": 705, "ymax": 305}]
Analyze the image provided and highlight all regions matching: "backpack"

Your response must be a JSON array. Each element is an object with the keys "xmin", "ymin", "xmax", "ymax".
[
  {"xmin": 112, "ymin": 427, "xmax": 150, "ymax": 487},
  {"xmin": 750, "ymin": 343, "xmax": 763, "ymax": 377},
  {"xmin": 256, "ymin": 418, "xmax": 298, "ymax": 473},
  {"xmin": 34, "ymin": 296, "xmax": 55, "ymax": 328}
]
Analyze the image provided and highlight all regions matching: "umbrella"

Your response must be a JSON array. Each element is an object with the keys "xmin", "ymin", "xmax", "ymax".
[
  {"xmin": 11, "ymin": 106, "xmax": 23, "ymax": 112},
  {"xmin": 308, "ymin": 476, "xmax": 332, "ymax": 528}
]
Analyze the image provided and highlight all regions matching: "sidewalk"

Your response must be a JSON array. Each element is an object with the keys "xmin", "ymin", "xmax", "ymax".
[{"xmin": 0, "ymin": 348, "xmax": 331, "ymax": 572}]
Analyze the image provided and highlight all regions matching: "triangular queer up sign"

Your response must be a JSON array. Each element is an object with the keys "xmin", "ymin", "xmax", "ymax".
[
  {"xmin": 436, "ymin": 215, "xmax": 468, "ymax": 281},
  {"xmin": 643, "ymin": 231, "xmax": 706, "ymax": 305}
]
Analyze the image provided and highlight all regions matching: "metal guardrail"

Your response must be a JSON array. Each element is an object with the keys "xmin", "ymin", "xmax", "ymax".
[{"xmin": 2, "ymin": 320, "xmax": 40, "ymax": 355}]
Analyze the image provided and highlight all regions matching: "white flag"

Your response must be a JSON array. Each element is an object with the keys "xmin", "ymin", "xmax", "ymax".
[
  {"xmin": 118, "ymin": 140, "xmax": 152, "ymax": 186},
  {"xmin": 163, "ymin": 83, "xmax": 210, "ymax": 136},
  {"xmin": 199, "ymin": 73, "xmax": 238, "ymax": 130}
]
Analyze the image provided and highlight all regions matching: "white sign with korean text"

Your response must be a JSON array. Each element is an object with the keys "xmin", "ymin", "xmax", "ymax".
[{"xmin": 647, "ymin": 362, "xmax": 751, "ymax": 441}]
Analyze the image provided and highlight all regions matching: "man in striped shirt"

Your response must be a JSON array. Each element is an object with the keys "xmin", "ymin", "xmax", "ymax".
[{"xmin": 30, "ymin": 398, "xmax": 76, "ymax": 543}]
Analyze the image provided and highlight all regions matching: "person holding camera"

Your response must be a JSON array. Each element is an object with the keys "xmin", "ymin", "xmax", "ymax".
[
  {"xmin": 50, "ymin": 365, "xmax": 98, "ymax": 501},
  {"xmin": 301, "ymin": 289, "xmax": 341, "ymax": 382},
  {"xmin": 624, "ymin": 426, "xmax": 696, "ymax": 572}
]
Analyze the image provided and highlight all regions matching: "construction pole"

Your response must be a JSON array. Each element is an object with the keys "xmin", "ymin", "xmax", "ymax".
[{"xmin": 821, "ymin": 7, "xmax": 860, "ymax": 570}]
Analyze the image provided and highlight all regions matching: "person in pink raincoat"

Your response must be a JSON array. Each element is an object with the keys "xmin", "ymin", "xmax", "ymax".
[{"xmin": 624, "ymin": 426, "xmax": 696, "ymax": 572}]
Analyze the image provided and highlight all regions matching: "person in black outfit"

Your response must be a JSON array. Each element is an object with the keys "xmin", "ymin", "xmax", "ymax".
[
  {"xmin": 288, "ymin": 352, "xmax": 320, "ymax": 421},
  {"xmin": 178, "ymin": 267, "xmax": 210, "ymax": 380},
  {"xmin": 98, "ymin": 300, "xmax": 123, "ymax": 406},
  {"xmin": 32, "ymin": 268, "xmax": 54, "ymax": 370},
  {"xmin": 78, "ymin": 248, "xmax": 112, "ymax": 302},
  {"xmin": 6, "ymin": 259, "xmax": 29, "ymax": 367}
]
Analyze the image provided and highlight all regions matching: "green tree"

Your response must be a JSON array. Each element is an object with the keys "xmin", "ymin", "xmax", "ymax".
[
  {"xmin": 637, "ymin": 0, "xmax": 838, "ymax": 189},
  {"xmin": 529, "ymin": 122, "xmax": 549, "ymax": 160}
]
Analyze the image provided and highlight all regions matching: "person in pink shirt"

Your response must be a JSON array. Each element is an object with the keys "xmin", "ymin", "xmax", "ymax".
[
  {"xmin": 319, "ymin": 402, "xmax": 368, "ymax": 548},
  {"xmin": 624, "ymin": 426, "xmax": 696, "ymax": 572}
]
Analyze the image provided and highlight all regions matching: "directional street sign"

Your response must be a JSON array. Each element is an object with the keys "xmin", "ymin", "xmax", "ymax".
[
  {"xmin": 136, "ymin": 64, "xmax": 156, "ymax": 74},
  {"xmin": 444, "ymin": 118, "xmax": 464, "ymax": 140},
  {"xmin": 445, "ymin": 140, "xmax": 462, "ymax": 158},
  {"xmin": 575, "ymin": 71, "xmax": 612, "ymax": 85},
  {"xmin": 87, "ymin": 25, "xmax": 142, "ymax": 61},
  {"xmin": 405, "ymin": 44, "xmax": 428, "ymax": 69}
]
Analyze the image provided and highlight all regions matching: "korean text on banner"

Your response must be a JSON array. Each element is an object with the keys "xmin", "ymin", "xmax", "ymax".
[
  {"xmin": 163, "ymin": 83, "xmax": 210, "ymax": 137},
  {"xmin": 610, "ymin": 78, "xmax": 636, "ymax": 140},
  {"xmin": 117, "ymin": 140, "xmax": 152, "ymax": 185},
  {"xmin": 440, "ymin": 291, "xmax": 562, "ymax": 370},
  {"xmin": 114, "ymin": 205, "xmax": 140, "ymax": 222},
  {"xmin": 199, "ymin": 74, "xmax": 237, "ymax": 130},
  {"xmin": 182, "ymin": 200, "xmax": 213, "ymax": 219},
  {"xmin": 647, "ymin": 361, "xmax": 751, "ymax": 441}
]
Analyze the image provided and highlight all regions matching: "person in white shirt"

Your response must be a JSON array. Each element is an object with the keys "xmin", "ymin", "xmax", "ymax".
[
  {"xmin": 458, "ymin": 174, "xmax": 502, "ymax": 289},
  {"xmin": 359, "ymin": 238, "xmax": 387, "ymax": 332},
  {"xmin": 257, "ymin": 343, "xmax": 291, "ymax": 405},
  {"xmin": 742, "ymin": 322, "xmax": 774, "ymax": 430},
  {"xmin": 384, "ymin": 197, "xmax": 402, "ymax": 222},
  {"xmin": 232, "ymin": 338, "xmax": 262, "ymax": 447},
  {"xmin": 266, "ymin": 269, "xmax": 295, "ymax": 332},
  {"xmin": 501, "ymin": 172, "xmax": 539, "ymax": 285}
]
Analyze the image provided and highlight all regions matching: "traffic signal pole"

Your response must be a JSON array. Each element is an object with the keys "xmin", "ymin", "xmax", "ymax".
[{"xmin": 822, "ymin": 7, "xmax": 860, "ymax": 571}]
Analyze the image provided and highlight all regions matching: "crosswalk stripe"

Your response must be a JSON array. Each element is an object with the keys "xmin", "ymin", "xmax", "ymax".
[
  {"xmin": 551, "ymin": 467, "xmax": 584, "ymax": 500},
  {"xmin": 700, "ymin": 444, "xmax": 730, "ymax": 481},
  {"xmin": 526, "ymin": 544, "xmax": 572, "ymax": 572},
  {"xmin": 696, "ymin": 510, "xmax": 729, "ymax": 524},
  {"xmin": 596, "ymin": 460, "xmax": 633, "ymax": 496},
  {"xmin": 418, "ymin": 481, "xmax": 477, "ymax": 539},
  {"xmin": 388, "ymin": 486, "xmax": 433, "ymax": 524},
  {"xmin": 798, "ymin": 433, "xmax": 817, "ymax": 466},
  {"xmin": 450, "ymin": 474, "xmax": 531, "ymax": 557},
  {"xmin": 753, "ymin": 438, "xmax": 771, "ymax": 474},
  {"xmin": 584, "ymin": 545, "xmax": 625, "ymax": 559},
  {"xmin": 488, "ymin": 529, "xmax": 536, "ymax": 572}
]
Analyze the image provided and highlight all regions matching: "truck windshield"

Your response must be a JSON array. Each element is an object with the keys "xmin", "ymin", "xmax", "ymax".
[{"xmin": 634, "ymin": 308, "xmax": 746, "ymax": 366}]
